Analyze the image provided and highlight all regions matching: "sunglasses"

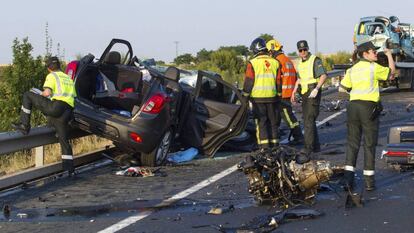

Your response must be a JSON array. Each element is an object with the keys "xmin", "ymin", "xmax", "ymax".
[
  {"xmin": 369, "ymin": 49, "xmax": 377, "ymax": 54},
  {"xmin": 299, "ymin": 49, "xmax": 308, "ymax": 53}
]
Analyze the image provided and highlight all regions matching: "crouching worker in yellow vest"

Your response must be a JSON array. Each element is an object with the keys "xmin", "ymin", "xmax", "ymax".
[
  {"xmin": 12, "ymin": 57, "xmax": 77, "ymax": 175},
  {"xmin": 340, "ymin": 42, "xmax": 395, "ymax": 191},
  {"xmin": 243, "ymin": 38, "xmax": 281, "ymax": 153}
]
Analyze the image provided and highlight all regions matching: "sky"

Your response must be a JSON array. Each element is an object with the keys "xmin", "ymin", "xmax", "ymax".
[{"xmin": 1, "ymin": 0, "xmax": 413, "ymax": 64}]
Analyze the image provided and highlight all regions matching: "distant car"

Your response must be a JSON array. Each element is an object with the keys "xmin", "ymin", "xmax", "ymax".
[
  {"xmin": 66, "ymin": 39, "xmax": 249, "ymax": 166},
  {"xmin": 382, "ymin": 122, "xmax": 414, "ymax": 168}
]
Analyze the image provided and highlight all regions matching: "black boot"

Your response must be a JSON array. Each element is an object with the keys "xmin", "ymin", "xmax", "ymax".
[
  {"xmin": 364, "ymin": 175, "xmax": 375, "ymax": 191},
  {"xmin": 11, "ymin": 122, "xmax": 31, "ymax": 135},
  {"xmin": 296, "ymin": 149, "xmax": 310, "ymax": 164},
  {"xmin": 341, "ymin": 171, "xmax": 355, "ymax": 191},
  {"xmin": 62, "ymin": 159, "xmax": 75, "ymax": 175},
  {"xmin": 288, "ymin": 127, "xmax": 304, "ymax": 146}
]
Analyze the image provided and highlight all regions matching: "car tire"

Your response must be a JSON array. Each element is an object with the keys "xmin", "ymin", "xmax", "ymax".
[{"xmin": 141, "ymin": 129, "xmax": 173, "ymax": 167}]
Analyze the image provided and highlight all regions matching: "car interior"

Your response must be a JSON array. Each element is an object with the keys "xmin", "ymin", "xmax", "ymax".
[{"xmin": 75, "ymin": 51, "xmax": 152, "ymax": 116}]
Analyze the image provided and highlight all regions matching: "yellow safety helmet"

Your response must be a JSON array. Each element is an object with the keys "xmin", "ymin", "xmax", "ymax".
[{"xmin": 266, "ymin": 39, "xmax": 283, "ymax": 51}]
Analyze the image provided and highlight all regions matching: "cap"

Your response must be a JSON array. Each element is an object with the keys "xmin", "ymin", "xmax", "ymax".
[
  {"xmin": 357, "ymin": 41, "xmax": 380, "ymax": 53},
  {"xmin": 297, "ymin": 40, "xmax": 309, "ymax": 50},
  {"xmin": 46, "ymin": 56, "xmax": 60, "ymax": 68}
]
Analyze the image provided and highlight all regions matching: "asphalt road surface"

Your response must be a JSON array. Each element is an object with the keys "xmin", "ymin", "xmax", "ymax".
[{"xmin": 1, "ymin": 88, "xmax": 414, "ymax": 233}]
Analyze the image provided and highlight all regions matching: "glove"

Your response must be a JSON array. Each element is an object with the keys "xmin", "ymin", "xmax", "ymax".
[
  {"xmin": 308, "ymin": 88, "xmax": 319, "ymax": 98},
  {"xmin": 241, "ymin": 91, "xmax": 250, "ymax": 98}
]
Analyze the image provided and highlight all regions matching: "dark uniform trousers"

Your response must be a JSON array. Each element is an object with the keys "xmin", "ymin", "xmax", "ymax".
[
  {"xmin": 252, "ymin": 101, "xmax": 280, "ymax": 149},
  {"xmin": 345, "ymin": 100, "xmax": 379, "ymax": 172},
  {"xmin": 279, "ymin": 98, "xmax": 303, "ymax": 140},
  {"xmin": 21, "ymin": 91, "xmax": 74, "ymax": 173},
  {"xmin": 301, "ymin": 88, "xmax": 321, "ymax": 152}
]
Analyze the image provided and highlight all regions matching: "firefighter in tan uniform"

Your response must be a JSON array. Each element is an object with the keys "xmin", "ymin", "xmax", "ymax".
[{"xmin": 340, "ymin": 42, "xmax": 395, "ymax": 191}]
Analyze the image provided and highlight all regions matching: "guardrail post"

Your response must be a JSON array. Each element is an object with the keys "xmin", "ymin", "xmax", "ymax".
[{"xmin": 34, "ymin": 146, "xmax": 44, "ymax": 167}]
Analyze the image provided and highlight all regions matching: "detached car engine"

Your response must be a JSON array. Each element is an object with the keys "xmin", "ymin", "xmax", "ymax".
[{"xmin": 239, "ymin": 146, "xmax": 334, "ymax": 207}]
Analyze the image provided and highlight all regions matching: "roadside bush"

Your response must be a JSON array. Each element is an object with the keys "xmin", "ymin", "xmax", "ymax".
[
  {"xmin": 0, "ymin": 38, "xmax": 48, "ymax": 131},
  {"xmin": 320, "ymin": 51, "xmax": 352, "ymax": 71}
]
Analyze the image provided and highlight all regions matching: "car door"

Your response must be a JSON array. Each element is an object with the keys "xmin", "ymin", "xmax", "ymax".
[
  {"xmin": 98, "ymin": 38, "xmax": 134, "ymax": 65},
  {"xmin": 181, "ymin": 70, "xmax": 248, "ymax": 156}
]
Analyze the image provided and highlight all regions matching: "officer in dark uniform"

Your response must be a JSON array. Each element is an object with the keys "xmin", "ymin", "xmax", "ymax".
[
  {"xmin": 243, "ymin": 38, "xmax": 281, "ymax": 152},
  {"xmin": 12, "ymin": 57, "xmax": 77, "ymax": 175},
  {"xmin": 340, "ymin": 42, "xmax": 395, "ymax": 191},
  {"xmin": 291, "ymin": 40, "xmax": 327, "ymax": 160}
]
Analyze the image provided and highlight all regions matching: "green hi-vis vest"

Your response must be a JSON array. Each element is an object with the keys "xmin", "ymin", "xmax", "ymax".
[
  {"xmin": 341, "ymin": 61, "xmax": 388, "ymax": 102},
  {"xmin": 297, "ymin": 54, "xmax": 318, "ymax": 94},
  {"xmin": 44, "ymin": 71, "xmax": 76, "ymax": 107},
  {"xmin": 250, "ymin": 55, "xmax": 279, "ymax": 98}
]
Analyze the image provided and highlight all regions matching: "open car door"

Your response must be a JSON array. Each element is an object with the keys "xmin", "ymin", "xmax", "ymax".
[
  {"xmin": 181, "ymin": 71, "xmax": 249, "ymax": 156},
  {"xmin": 98, "ymin": 38, "xmax": 134, "ymax": 65}
]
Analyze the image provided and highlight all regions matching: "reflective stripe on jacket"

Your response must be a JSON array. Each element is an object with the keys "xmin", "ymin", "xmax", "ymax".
[
  {"xmin": 276, "ymin": 53, "xmax": 297, "ymax": 98},
  {"xmin": 45, "ymin": 71, "xmax": 76, "ymax": 107},
  {"xmin": 250, "ymin": 55, "xmax": 279, "ymax": 98},
  {"xmin": 340, "ymin": 60, "xmax": 389, "ymax": 102},
  {"xmin": 297, "ymin": 54, "xmax": 318, "ymax": 94}
]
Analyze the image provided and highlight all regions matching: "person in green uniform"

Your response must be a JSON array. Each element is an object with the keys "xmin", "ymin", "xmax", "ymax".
[
  {"xmin": 340, "ymin": 41, "xmax": 395, "ymax": 191},
  {"xmin": 12, "ymin": 57, "xmax": 77, "ymax": 175},
  {"xmin": 291, "ymin": 40, "xmax": 327, "ymax": 161}
]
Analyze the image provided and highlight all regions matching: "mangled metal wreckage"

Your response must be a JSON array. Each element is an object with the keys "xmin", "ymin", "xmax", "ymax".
[{"xmin": 239, "ymin": 146, "xmax": 337, "ymax": 207}]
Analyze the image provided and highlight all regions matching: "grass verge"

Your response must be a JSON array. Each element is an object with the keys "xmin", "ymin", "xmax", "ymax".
[{"xmin": 0, "ymin": 135, "xmax": 112, "ymax": 175}]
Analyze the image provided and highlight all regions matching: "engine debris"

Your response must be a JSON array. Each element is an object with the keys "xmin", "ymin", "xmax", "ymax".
[{"xmin": 239, "ymin": 146, "xmax": 336, "ymax": 207}]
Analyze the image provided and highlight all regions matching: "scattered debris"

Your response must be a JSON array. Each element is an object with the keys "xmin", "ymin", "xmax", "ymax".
[
  {"xmin": 115, "ymin": 167, "xmax": 162, "ymax": 177},
  {"xmin": 207, "ymin": 205, "xmax": 235, "ymax": 215},
  {"xmin": 167, "ymin": 147, "xmax": 198, "ymax": 163},
  {"xmin": 345, "ymin": 192, "xmax": 363, "ymax": 208},
  {"xmin": 214, "ymin": 206, "xmax": 322, "ymax": 232},
  {"xmin": 321, "ymin": 100, "xmax": 342, "ymax": 112},
  {"xmin": 239, "ymin": 146, "xmax": 336, "ymax": 207},
  {"xmin": 406, "ymin": 103, "xmax": 412, "ymax": 112},
  {"xmin": 2, "ymin": 204, "xmax": 10, "ymax": 218},
  {"xmin": 173, "ymin": 214, "xmax": 182, "ymax": 221},
  {"xmin": 208, "ymin": 207, "xmax": 224, "ymax": 215},
  {"xmin": 322, "ymin": 149, "xmax": 344, "ymax": 155}
]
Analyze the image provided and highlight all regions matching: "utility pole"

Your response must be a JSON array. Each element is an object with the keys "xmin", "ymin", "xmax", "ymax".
[
  {"xmin": 174, "ymin": 41, "xmax": 179, "ymax": 58},
  {"xmin": 313, "ymin": 17, "xmax": 318, "ymax": 54}
]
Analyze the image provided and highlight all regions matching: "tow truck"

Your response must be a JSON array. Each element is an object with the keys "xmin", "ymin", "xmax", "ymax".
[{"xmin": 335, "ymin": 15, "xmax": 414, "ymax": 90}]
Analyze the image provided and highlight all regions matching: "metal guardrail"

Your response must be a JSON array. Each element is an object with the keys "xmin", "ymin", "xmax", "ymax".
[
  {"xmin": 0, "ymin": 126, "xmax": 89, "ymax": 155},
  {"xmin": 0, "ymin": 126, "xmax": 93, "ymax": 190},
  {"xmin": 327, "ymin": 69, "xmax": 345, "ymax": 78},
  {"xmin": 0, "ymin": 147, "xmax": 114, "ymax": 191}
]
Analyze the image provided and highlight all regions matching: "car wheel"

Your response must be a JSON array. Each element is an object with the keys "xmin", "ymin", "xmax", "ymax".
[{"xmin": 141, "ymin": 129, "xmax": 173, "ymax": 167}]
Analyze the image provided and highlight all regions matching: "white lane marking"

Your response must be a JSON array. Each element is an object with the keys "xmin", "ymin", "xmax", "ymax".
[
  {"xmin": 98, "ymin": 164, "xmax": 239, "ymax": 233},
  {"xmin": 99, "ymin": 107, "xmax": 350, "ymax": 233},
  {"xmin": 281, "ymin": 108, "xmax": 347, "ymax": 144}
]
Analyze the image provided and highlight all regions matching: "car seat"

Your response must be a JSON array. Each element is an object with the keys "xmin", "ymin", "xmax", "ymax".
[{"xmin": 93, "ymin": 51, "xmax": 141, "ymax": 113}]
